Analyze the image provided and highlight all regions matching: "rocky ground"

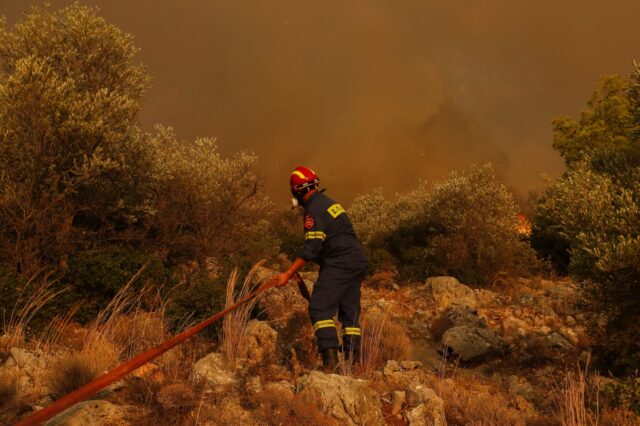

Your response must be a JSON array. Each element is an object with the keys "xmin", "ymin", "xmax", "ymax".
[{"xmin": 0, "ymin": 267, "xmax": 637, "ymax": 425}]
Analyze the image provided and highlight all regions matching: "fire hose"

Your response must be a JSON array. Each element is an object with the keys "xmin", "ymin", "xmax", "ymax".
[{"xmin": 15, "ymin": 273, "xmax": 310, "ymax": 426}]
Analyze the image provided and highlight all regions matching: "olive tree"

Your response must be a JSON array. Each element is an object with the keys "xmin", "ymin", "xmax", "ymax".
[{"xmin": 0, "ymin": 5, "xmax": 150, "ymax": 273}]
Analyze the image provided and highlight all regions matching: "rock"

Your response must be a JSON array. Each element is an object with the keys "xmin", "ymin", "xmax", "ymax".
[
  {"xmin": 132, "ymin": 363, "xmax": 163, "ymax": 383},
  {"xmin": 244, "ymin": 320, "xmax": 278, "ymax": 365},
  {"xmin": 559, "ymin": 327, "xmax": 580, "ymax": 346},
  {"xmin": 517, "ymin": 293, "xmax": 535, "ymax": 306},
  {"xmin": 384, "ymin": 360, "xmax": 422, "ymax": 375},
  {"xmin": 45, "ymin": 400, "xmax": 131, "ymax": 426},
  {"xmin": 405, "ymin": 383, "xmax": 446, "ymax": 426},
  {"xmin": 391, "ymin": 391, "xmax": 406, "ymax": 416},
  {"xmin": 501, "ymin": 316, "xmax": 530, "ymax": 339},
  {"xmin": 527, "ymin": 332, "xmax": 575, "ymax": 359},
  {"xmin": 189, "ymin": 352, "xmax": 236, "ymax": 391},
  {"xmin": 400, "ymin": 360, "xmax": 423, "ymax": 370},
  {"xmin": 536, "ymin": 325, "xmax": 552, "ymax": 336},
  {"xmin": 425, "ymin": 276, "xmax": 477, "ymax": 314},
  {"xmin": 263, "ymin": 380, "xmax": 295, "ymax": 399},
  {"xmin": 505, "ymin": 375, "xmax": 536, "ymax": 401},
  {"xmin": 545, "ymin": 284, "xmax": 576, "ymax": 300},
  {"xmin": 406, "ymin": 403, "xmax": 447, "ymax": 426},
  {"xmin": 3, "ymin": 355, "xmax": 17, "ymax": 368},
  {"xmin": 474, "ymin": 289, "xmax": 499, "ymax": 307},
  {"xmin": 383, "ymin": 360, "xmax": 402, "ymax": 375},
  {"xmin": 296, "ymin": 371, "xmax": 385, "ymax": 425},
  {"xmin": 246, "ymin": 376, "xmax": 262, "ymax": 395},
  {"xmin": 441, "ymin": 326, "xmax": 508, "ymax": 362},
  {"xmin": 10, "ymin": 347, "xmax": 44, "ymax": 374},
  {"xmin": 432, "ymin": 306, "xmax": 486, "ymax": 339}
]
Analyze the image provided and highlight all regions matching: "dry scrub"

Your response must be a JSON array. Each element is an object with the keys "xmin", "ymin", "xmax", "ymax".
[
  {"xmin": 358, "ymin": 312, "xmax": 412, "ymax": 378},
  {"xmin": 427, "ymin": 376, "xmax": 528, "ymax": 426},
  {"xmin": 221, "ymin": 263, "xmax": 265, "ymax": 366},
  {"xmin": 47, "ymin": 336, "xmax": 120, "ymax": 399},
  {"xmin": 251, "ymin": 388, "xmax": 338, "ymax": 426}
]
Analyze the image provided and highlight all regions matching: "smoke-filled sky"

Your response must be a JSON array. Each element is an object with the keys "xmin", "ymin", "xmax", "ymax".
[{"xmin": 2, "ymin": 1, "xmax": 639, "ymax": 203}]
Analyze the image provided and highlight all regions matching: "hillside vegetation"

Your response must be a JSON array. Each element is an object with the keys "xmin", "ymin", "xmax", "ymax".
[{"xmin": 0, "ymin": 5, "xmax": 639, "ymax": 425}]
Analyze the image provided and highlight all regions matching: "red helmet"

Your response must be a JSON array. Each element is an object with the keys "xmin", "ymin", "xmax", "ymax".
[{"xmin": 290, "ymin": 166, "xmax": 319, "ymax": 194}]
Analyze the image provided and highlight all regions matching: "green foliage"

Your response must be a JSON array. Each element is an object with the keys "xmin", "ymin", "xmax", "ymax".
[
  {"xmin": 61, "ymin": 246, "xmax": 169, "ymax": 323},
  {"xmin": 0, "ymin": 263, "xmax": 28, "ymax": 325},
  {"xmin": 350, "ymin": 164, "xmax": 539, "ymax": 284},
  {"xmin": 552, "ymin": 76, "xmax": 632, "ymax": 166},
  {"xmin": 0, "ymin": 4, "xmax": 151, "ymax": 274},
  {"xmin": 535, "ymin": 65, "xmax": 640, "ymax": 375},
  {"xmin": 165, "ymin": 271, "xmax": 227, "ymax": 339},
  {"xmin": 147, "ymin": 126, "xmax": 275, "ymax": 267},
  {"xmin": 603, "ymin": 376, "xmax": 640, "ymax": 415},
  {"xmin": 270, "ymin": 208, "xmax": 304, "ymax": 261}
]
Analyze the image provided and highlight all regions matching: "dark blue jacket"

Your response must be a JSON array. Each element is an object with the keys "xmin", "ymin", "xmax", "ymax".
[{"xmin": 297, "ymin": 191, "xmax": 367, "ymax": 269}]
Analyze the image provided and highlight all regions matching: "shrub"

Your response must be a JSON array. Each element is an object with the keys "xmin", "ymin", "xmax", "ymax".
[
  {"xmin": 61, "ymin": 246, "xmax": 169, "ymax": 323},
  {"xmin": 358, "ymin": 312, "xmax": 412, "ymax": 378},
  {"xmin": 350, "ymin": 164, "xmax": 540, "ymax": 284},
  {"xmin": 270, "ymin": 207, "xmax": 304, "ymax": 261},
  {"xmin": 534, "ymin": 165, "xmax": 640, "ymax": 373},
  {"xmin": 165, "ymin": 271, "xmax": 227, "ymax": 339},
  {"xmin": 147, "ymin": 126, "xmax": 275, "ymax": 267},
  {"xmin": 603, "ymin": 376, "xmax": 640, "ymax": 416},
  {"xmin": 47, "ymin": 328, "xmax": 121, "ymax": 398},
  {"xmin": 0, "ymin": 4, "xmax": 151, "ymax": 275}
]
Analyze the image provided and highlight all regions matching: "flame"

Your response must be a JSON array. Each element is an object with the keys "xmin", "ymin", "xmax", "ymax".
[{"xmin": 516, "ymin": 213, "xmax": 532, "ymax": 237}]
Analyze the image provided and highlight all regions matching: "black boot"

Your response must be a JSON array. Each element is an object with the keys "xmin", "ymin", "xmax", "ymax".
[{"xmin": 321, "ymin": 348, "xmax": 338, "ymax": 373}]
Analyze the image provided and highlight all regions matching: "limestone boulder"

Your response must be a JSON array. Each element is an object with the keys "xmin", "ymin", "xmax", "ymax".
[
  {"xmin": 296, "ymin": 371, "xmax": 384, "ymax": 425},
  {"xmin": 441, "ymin": 326, "xmax": 508, "ymax": 362},
  {"xmin": 405, "ymin": 383, "xmax": 446, "ymax": 426},
  {"xmin": 45, "ymin": 400, "xmax": 132, "ymax": 426},
  {"xmin": 501, "ymin": 316, "xmax": 531, "ymax": 340},
  {"xmin": 431, "ymin": 306, "xmax": 487, "ymax": 339},
  {"xmin": 244, "ymin": 320, "xmax": 278, "ymax": 365},
  {"xmin": 526, "ymin": 332, "xmax": 575, "ymax": 360},
  {"xmin": 189, "ymin": 352, "xmax": 236, "ymax": 391},
  {"xmin": 425, "ymin": 277, "xmax": 477, "ymax": 314}
]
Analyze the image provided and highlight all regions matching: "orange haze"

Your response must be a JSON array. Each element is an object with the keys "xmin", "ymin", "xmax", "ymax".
[{"xmin": 2, "ymin": 0, "xmax": 639, "ymax": 204}]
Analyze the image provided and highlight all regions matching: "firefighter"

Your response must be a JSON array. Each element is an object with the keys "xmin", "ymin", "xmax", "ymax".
[{"xmin": 277, "ymin": 166, "xmax": 368, "ymax": 372}]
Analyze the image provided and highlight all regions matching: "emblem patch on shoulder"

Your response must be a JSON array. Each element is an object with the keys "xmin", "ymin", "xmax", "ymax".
[{"xmin": 304, "ymin": 215, "xmax": 315, "ymax": 229}]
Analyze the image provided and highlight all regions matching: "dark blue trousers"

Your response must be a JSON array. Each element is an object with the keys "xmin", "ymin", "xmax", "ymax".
[{"xmin": 309, "ymin": 264, "xmax": 366, "ymax": 354}]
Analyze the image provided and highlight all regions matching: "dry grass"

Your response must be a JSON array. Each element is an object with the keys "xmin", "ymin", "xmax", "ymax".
[
  {"xmin": 47, "ymin": 351, "xmax": 101, "ymax": 398},
  {"xmin": 427, "ymin": 376, "xmax": 527, "ymax": 426},
  {"xmin": 111, "ymin": 310, "xmax": 169, "ymax": 360},
  {"xmin": 221, "ymin": 262, "xmax": 265, "ymax": 366},
  {"xmin": 600, "ymin": 407, "xmax": 640, "ymax": 426},
  {"xmin": 358, "ymin": 313, "xmax": 386, "ymax": 378},
  {"xmin": 553, "ymin": 364, "xmax": 640, "ymax": 426},
  {"xmin": 47, "ymin": 336, "xmax": 120, "ymax": 399},
  {"xmin": 4, "ymin": 271, "xmax": 64, "ymax": 348},
  {"xmin": 357, "ymin": 312, "xmax": 412, "ymax": 378},
  {"xmin": 84, "ymin": 263, "xmax": 149, "ymax": 348},
  {"xmin": 556, "ymin": 366, "xmax": 595, "ymax": 426},
  {"xmin": 251, "ymin": 388, "xmax": 339, "ymax": 426}
]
